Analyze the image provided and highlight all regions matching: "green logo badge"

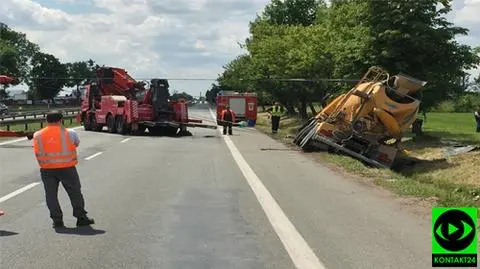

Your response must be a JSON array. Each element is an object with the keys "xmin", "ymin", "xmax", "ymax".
[{"xmin": 432, "ymin": 207, "xmax": 477, "ymax": 267}]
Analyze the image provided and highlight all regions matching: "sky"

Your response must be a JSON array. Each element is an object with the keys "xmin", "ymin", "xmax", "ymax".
[{"xmin": 1, "ymin": 0, "xmax": 479, "ymax": 97}]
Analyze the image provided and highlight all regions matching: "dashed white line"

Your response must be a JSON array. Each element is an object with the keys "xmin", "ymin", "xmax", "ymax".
[
  {"xmin": 0, "ymin": 182, "xmax": 40, "ymax": 204},
  {"xmin": 84, "ymin": 151, "xmax": 103, "ymax": 160},
  {"xmin": 120, "ymin": 137, "xmax": 132, "ymax": 143},
  {"xmin": 208, "ymin": 108, "xmax": 327, "ymax": 269}
]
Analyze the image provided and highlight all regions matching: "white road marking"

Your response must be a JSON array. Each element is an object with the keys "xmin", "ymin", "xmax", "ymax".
[
  {"xmin": 0, "ymin": 126, "xmax": 83, "ymax": 146},
  {"xmin": 0, "ymin": 126, "xmax": 99, "ymax": 204},
  {"xmin": 208, "ymin": 108, "xmax": 327, "ymax": 269},
  {"xmin": 0, "ymin": 182, "xmax": 40, "ymax": 204},
  {"xmin": 120, "ymin": 138, "xmax": 132, "ymax": 143},
  {"xmin": 84, "ymin": 151, "xmax": 103, "ymax": 160}
]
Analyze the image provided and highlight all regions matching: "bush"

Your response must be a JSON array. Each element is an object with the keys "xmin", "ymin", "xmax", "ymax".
[
  {"xmin": 431, "ymin": 94, "xmax": 480, "ymax": 112},
  {"xmin": 432, "ymin": 100, "xmax": 456, "ymax": 112},
  {"xmin": 454, "ymin": 94, "xmax": 480, "ymax": 112}
]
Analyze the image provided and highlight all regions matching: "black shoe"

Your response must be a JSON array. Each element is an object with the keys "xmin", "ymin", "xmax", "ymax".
[
  {"xmin": 76, "ymin": 217, "xmax": 95, "ymax": 227},
  {"xmin": 52, "ymin": 220, "xmax": 65, "ymax": 228}
]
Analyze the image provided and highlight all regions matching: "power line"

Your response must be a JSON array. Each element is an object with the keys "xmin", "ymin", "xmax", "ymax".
[{"xmin": 26, "ymin": 77, "xmax": 360, "ymax": 83}]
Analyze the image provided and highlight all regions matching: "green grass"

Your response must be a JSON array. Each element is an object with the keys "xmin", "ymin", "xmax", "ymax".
[
  {"xmin": 421, "ymin": 113, "xmax": 480, "ymax": 143},
  {"xmin": 255, "ymin": 111, "xmax": 480, "ymax": 208}
]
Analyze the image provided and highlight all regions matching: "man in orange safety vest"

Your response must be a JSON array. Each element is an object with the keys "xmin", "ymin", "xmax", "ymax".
[
  {"xmin": 220, "ymin": 105, "xmax": 235, "ymax": 135},
  {"xmin": 33, "ymin": 110, "xmax": 94, "ymax": 228}
]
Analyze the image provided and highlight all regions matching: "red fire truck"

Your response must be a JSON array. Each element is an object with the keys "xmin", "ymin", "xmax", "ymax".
[{"xmin": 216, "ymin": 91, "xmax": 257, "ymax": 126}]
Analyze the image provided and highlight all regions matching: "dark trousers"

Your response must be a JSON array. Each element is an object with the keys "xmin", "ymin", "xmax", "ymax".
[
  {"xmin": 40, "ymin": 166, "xmax": 88, "ymax": 221},
  {"xmin": 271, "ymin": 116, "xmax": 281, "ymax": 133},
  {"xmin": 223, "ymin": 123, "xmax": 233, "ymax": 135},
  {"xmin": 476, "ymin": 120, "xmax": 480, "ymax": 132}
]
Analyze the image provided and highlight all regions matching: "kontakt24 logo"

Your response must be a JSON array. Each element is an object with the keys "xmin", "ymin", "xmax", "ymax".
[{"xmin": 432, "ymin": 207, "xmax": 478, "ymax": 267}]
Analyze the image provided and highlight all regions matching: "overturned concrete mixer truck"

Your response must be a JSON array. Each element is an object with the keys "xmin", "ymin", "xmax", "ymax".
[{"xmin": 293, "ymin": 66, "xmax": 427, "ymax": 169}]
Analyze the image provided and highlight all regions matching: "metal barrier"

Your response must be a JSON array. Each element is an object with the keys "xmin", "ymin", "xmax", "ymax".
[
  {"xmin": 0, "ymin": 108, "xmax": 79, "ymax": 121},
  {"xmin": 0, "ymin": 112, "xmax": 79, "ymax": 131}
]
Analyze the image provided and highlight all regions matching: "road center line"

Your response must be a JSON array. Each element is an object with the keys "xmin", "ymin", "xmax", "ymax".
[
  {"xmin": 208, "ymin": 108, "xmax": 326, "ymax": 269},
  {"xmin": 0, "ymin": 182, "xmax": 40, "ymax": 204},
  {"xmin": 120, "ymin": 138, "xmax": 132, "ymax": 143},
  {"xmin": 85, "ymin": 151, "xmax": 103, "ymax": 160}
]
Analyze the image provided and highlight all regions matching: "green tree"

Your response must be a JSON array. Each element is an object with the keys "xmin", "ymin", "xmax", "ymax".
[
  {"xmin": 65, "ymin": 59, "xmax": 96, "ymax": 98},
  {"xmin": 245, "ymin": 22, "xmax": 334, "ymax": 118},
  {"xmin": 257, "ymin": 0, "xmax": 325, "ymax": 26},
  {"xmin": 366, "ymin": 0, "xmax": 479, "ymax": 109},
  {"xmin": 205, "ymin": 83, "xmax": 223, "ymax": 104},
  {"xmin": 29, "ymin": 52, "xmax": 68, "ymax": 102},
  {"xmin": 218, "ymin": 54, "xmax": 256, "ymax": 92},
  {"xmin": 0, "ymin": 40, "xmax": 19, "ymax": 78},
  {"xmin": 0, "ymin": 23, "xmax": 40, "ymax": 82},
  {"xmin": 170, "ymin": 91, "xmax": 194, "ymax": 101}
]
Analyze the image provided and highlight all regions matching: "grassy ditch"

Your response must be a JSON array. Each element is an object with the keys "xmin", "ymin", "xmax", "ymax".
[{"xmin": 255, "ymin": 111, "xmax": 480, "ymax": 207}]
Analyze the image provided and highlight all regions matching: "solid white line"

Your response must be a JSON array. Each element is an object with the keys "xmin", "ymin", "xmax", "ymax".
[
  {"xmin": 84, "ymin": 151, "xmax": 103, "ymax": 160},
  {"xmin": 0, "ymin": 182, "xmax": 40, "ymax": 204},
  {"xmin": 0, "ymin": 126, "xmax": 83, "ymax": 146},
  {"xmin": 120, "ymin": 137, "xmax": 132, "ymax": 143},
  {"xmin": 208, "ymin": 108, "xmax": 326, "ymax": 269}
]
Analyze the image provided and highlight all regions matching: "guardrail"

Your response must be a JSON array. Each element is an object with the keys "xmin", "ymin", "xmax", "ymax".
[
  {"xmin": 0, "ymin": 108, "xmax": 79, "ymax": 121},
  {"xmin": 0, "ymin": 111, "xmax": 79, "ymax": 131}
]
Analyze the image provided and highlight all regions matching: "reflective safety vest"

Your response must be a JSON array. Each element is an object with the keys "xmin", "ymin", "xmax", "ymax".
[
  {"xmin": 221, "ymin": 109, "xmax": 235, "ymax": 122},
  {"xmin": 271, "ymin": 105, "xmax": 285, "ymax": 117},
  {"xmin": 33, "ymin": 125, "xmax": 78, "ymax": 169}
]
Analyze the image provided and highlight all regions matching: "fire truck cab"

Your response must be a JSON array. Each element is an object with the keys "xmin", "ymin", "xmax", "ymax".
[{"xmin": 216, "ymin": 91, "xmax": 257, "ymax": 125}]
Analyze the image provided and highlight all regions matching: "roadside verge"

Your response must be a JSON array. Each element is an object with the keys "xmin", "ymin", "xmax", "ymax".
[{"xmin": 254, "ymin": 111, "xmax": 480, "ymax": 208}]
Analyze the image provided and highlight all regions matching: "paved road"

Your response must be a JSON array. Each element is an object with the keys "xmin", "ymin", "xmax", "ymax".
[{"xmin": 0, "ymin": 106, "xmax": 432, "ymax": 269}]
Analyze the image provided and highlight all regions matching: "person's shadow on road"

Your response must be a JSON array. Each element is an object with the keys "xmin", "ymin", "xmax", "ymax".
[
  {"xmin": 0, "ymin": 230, "xmax": 19, "ymax": 237},
  {"xmin": 54, "ymin": 226, "xmax": 106, "ymax": 236}
]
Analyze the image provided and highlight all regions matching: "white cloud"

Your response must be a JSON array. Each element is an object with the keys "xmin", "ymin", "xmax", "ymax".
[
  {"xmin": 1, "ymin": 0, "xmax": 269, "ymax": 95},
  {"xmin": 0, "ymin": 0, "xmax": 479, "ymax": 96}
]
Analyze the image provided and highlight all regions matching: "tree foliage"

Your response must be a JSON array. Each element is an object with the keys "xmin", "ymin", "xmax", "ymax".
[
  {"xmin": 213, "ymin": 0, "xmax": 480, "ymax": 117},
  {"xmin": 29, "ymin": 52, "xmax": 68, "ymax": 101},
  {"xmin": 171, "ymin": 91, "xmax": 194, "ymax": 101},
  {"xmin": 0, "ymin": 23, "xmax": 40, "ymax": 83},
  {"xmin": 65, "ymin": 60, "xmax": 97, "ymax": 98},
  {"xmin": 0, "ymin": 23, "xmax": 100, "ymax": 100}
]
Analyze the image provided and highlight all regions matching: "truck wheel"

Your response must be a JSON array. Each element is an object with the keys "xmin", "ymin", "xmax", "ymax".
[
  {"xmin": 116, "ymin": 116, "xmax": 128, "ymax": 135},
  {"xmin": 83, "ymin": 114, "xmax": 93, "ymax": 131},
  {"xmin": 91, "ymin": 115, "xmax": 103, "ymax": 132},
  {"xmin": 106, "ymin": 114, "xmax": 117, "ymax": 133}
]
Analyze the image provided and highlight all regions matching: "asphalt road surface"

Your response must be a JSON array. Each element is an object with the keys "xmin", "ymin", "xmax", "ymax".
[{"xmin": 0, "ymin": 105, "xmax": 432, "ymax": 269}]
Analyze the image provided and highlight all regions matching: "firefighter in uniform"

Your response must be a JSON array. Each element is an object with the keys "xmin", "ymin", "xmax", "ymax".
[
  {"xmin": 33, "ymin": 110, "xmax": 94, "ymax": 228},
  {"xmin": 220, "ymin": 105, "xmax": 235, "ymax": 135},
  {"xmin": 268, "ymin": 102, "xmax": 286, "ymax": 133}
]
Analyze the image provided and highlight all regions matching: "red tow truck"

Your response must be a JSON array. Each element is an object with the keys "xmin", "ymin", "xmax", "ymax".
[
  {"xmin": 78, "ymin": 67, "xmax": 217, "ymax": 136},
  {"xmin": 215, "ymin": 91, "xmax": 257, "ymax": 126}
]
